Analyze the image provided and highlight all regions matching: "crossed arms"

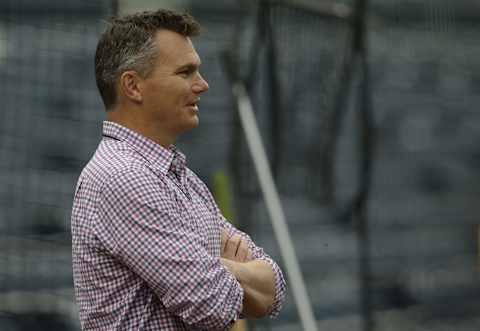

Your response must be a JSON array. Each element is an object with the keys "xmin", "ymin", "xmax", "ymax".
[
  {"xmin": 220, "ymin": 230, "xmax": 276, "ymax": 318},
  {"xmin": 96, "ymin": 168, "xmax": 286, "ymax": 330}
]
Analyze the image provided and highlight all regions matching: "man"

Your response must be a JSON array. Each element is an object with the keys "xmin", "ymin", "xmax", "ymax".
[{"xmin": 71, "ymin": 9, "xmax": 286, "ymax": 330}]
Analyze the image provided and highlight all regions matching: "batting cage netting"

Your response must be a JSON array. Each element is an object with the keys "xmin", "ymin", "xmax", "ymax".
[
  {"xmin": 209, "ymin": 1, "xmax": 480, "ymax": 330},
  {"xmin": 0, "ymin": 1, "xmax": 112, "ymax": 330},
  {"xmin": 1, "ymin": 0, "xmax": 480, "ymax": 330}
]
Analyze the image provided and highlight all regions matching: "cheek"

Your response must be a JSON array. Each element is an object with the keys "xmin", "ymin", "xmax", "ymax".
[
  {"xmin": 176, "ymin": 88, "xmax": 192, "ymax": 105},
  {"xmin": 143, "ymin": 85, "xmax": 161, "ymax": 104}
]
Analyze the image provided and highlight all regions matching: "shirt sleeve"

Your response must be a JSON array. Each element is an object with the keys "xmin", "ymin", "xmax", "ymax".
[
  {"xmin": 96, "ymin": 167, "xmax": 243, "ymax": 330},
  {"xmin": 191, "ymin": 172, "xmax": 287, "ymax": 318},
  {"xmin": 219, "ymin": 217, "xmax": 287, "ymax": 318}
]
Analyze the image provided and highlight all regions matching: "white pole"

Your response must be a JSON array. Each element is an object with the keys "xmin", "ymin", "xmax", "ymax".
[{"xmin": 232, "ymin": 83, "xmax": 318, "ymax": 331}]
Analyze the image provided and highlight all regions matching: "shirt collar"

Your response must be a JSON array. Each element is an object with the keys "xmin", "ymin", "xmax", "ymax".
[{"xmin": 102, "ymin": 121, "xmax": 187, "ymax": 177}]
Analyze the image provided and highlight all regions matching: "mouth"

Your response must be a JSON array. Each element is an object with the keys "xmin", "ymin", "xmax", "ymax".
[{"xmin": 186, "ymin": 98, "xmax": 200, "ymax": 111}]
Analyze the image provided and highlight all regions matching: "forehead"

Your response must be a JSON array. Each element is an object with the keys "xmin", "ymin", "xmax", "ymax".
[{"xmin": 152, "ymin": 30, "xmax": 200, "ymax": 67}]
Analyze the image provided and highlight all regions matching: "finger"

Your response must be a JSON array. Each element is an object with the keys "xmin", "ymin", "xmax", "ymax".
[
  {"xmin": 236, "ymin": 239, "xmax": 249, "ymax": 262},
  {"xmin": 220, "ymin": 229, "xmax": 228, "ymax": 254},
  {"xmin": 224, "ymin": 234, "xmax": 241, "ymax": 260}
]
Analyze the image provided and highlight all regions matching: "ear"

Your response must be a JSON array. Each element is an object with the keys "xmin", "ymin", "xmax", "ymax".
[{"xmin": 119, "ymin": 70, "xmax": 143, "ymax": 103}]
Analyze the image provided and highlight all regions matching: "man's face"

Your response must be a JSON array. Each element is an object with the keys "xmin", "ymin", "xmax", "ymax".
[{"xmin": 140, "ymin": 30, "xmax": 209, "ymax": 137}]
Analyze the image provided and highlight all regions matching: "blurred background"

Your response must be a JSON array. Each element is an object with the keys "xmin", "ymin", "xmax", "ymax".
[{"xmin": 1, "ymin": 0, "xmax": 480, "ymax": 330}]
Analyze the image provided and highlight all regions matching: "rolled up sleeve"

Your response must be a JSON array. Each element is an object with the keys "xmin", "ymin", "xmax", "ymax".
[
  {"xmin": 97, "ymin": 167, "xmax": 243, "ymax": 330},
  {"xmin": 219, "ymin": 219, "xmax": 287, "ymax": 318}
]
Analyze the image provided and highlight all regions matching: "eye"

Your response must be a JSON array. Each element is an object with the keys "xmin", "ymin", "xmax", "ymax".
[{"xmin": 177, "ymin": 68, "xmax": 195, "ymax": 78}]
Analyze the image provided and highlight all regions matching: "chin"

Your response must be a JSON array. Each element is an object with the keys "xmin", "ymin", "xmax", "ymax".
[
  {"xmin": 190, "ymin": 117, "xmax": 200, "ymax": 129},
  {"xmin": 190, "ymin": 112, "xmax": 200, "ymax": 126},
  {"xmin": 178, "ymin": 117, "xmax": 199, "ymax": 134}
]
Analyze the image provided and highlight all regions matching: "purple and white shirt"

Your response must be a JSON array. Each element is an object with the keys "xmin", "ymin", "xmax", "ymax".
[{"xmin": 71, "ymin": 121, "xmax": 286, "ymax": 330}]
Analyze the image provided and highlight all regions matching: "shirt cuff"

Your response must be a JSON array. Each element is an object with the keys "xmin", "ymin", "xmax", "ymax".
[
  {"xmin": 226, "ymin": 274, "xmax": 245, "ymax": 327},
  {"xmin": 258, "ymin": 256, "xmax": 287, "ymax": 318}
]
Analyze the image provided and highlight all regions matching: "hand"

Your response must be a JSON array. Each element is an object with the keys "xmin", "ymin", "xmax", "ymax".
[
  {"xmin": 220, "ymin": 257, "xmax": 276, "ymax": 318},
  {"xmin": 219, "ymin": 257, "xmax": 236, "ymax": 274},
  {"xmin": 220, "ymin": 229, "xmax": 253, "ymax": 263}
]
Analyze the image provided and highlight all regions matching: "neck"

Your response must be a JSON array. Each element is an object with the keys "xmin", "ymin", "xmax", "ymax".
[{"xmin": 106, "ymin": 109, "xmax": 175, "ymax": 148}]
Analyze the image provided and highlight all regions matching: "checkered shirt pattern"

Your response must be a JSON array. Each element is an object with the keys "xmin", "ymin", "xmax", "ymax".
[{"xmin": 71, "ymin": 121, "xmax": 287, "ymax": 330}]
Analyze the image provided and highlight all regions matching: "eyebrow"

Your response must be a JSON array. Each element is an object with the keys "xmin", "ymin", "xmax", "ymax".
[{"xmin": 175, "ymin": 62, "xmax": 201, "ymax": 72}]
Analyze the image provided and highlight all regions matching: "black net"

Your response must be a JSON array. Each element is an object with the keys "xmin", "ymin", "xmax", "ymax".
[
  {"xmin": 0, "ymin": 1, "xmax": 112, "ymax": 330},
  {"xmin": 1, "ymin": 0, "xmax": 480, "ymax": 330},
  {"xmin": 367, "ymin": 0, "xmax": 480, "ymax": 322},
  {"xmin": 225, "ymin": 0, "xmax": 480, "ymax": 330}
]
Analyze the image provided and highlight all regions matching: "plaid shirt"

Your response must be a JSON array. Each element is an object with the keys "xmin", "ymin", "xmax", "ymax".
[{"xmin": 71, "ymin": 121, "xmax": 286, "ymax": 330}]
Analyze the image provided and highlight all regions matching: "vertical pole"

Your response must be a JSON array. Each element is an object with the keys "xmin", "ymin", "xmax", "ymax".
[
  {"xmin": 111, "ymin": 0, "xmax": 119, "ymax": 15},
  {"xmin": 352, "ymin": 0, "xmax": 374, "ymax": 330},
  {"xmin": 477, "ymin": 225, "xmax": 480, "ymax": 269},
  {"xmin": 265, "ymin": 1, "xmax": 282, "ymax": 179},
  {"xmin": 356, "ymin": 56, "xmax": 374, "ymax": 331}
]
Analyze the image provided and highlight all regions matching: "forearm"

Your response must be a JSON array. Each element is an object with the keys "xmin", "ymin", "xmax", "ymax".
[{"xmin": 221, "ymin": 258, "xmax": 275, "ymax": 318}]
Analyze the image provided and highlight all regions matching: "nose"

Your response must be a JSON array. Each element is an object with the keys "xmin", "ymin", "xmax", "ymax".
[{"xmin": 192, "ymin": 73, "xmax": 209, "ymax": 94}]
